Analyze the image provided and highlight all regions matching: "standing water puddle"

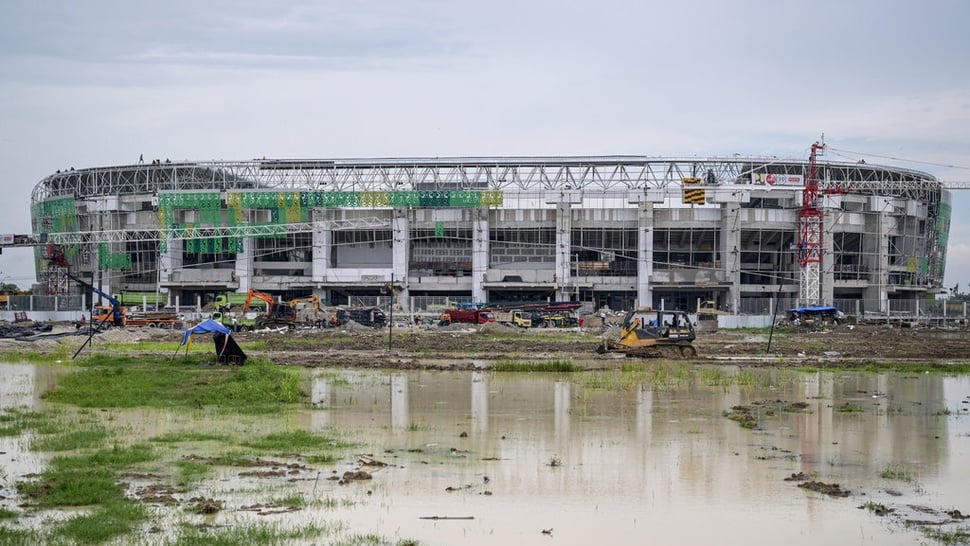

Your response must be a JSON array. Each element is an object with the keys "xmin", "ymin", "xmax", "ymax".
[{"xmin": 3, "ymin": 363, "xmax": 970, "ymax": 545}]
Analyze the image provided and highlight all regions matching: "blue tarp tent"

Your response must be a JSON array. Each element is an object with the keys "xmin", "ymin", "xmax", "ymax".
[{"xmin": 176, "ymin": 319, "xmax": 246, "ymax": 364}]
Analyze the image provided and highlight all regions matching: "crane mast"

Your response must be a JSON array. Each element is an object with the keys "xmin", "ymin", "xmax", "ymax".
[{"xmin": 797, "ymin": 142, "xmax": 825, "ymax": 305}]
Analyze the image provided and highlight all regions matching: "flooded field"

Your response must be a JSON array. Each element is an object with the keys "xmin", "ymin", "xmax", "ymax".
[{"xmin": 3, "ymin": 361, "xmax": 970, "ymax": 545}]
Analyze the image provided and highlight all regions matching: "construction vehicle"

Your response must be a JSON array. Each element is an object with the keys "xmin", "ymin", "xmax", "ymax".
[
  {"xmin": 242, "ymin": 289, "xmax": 296, "ymax": 329},
  {"xmin": 64, "ymin": 272, "xmax": 125, "ymax": 328},
  {"xmin": 335, "ymin": 307, "xmax": 387, "ymax": 327},
  {"xmin": 289, "ymin": 295, "xmax": 331, "ymax": 326},
  {"xmin": 89, "ymin": 305, "xmax": 183, "ymax": 328},
  {"xmin": 596, "ymin": 308, "xmax": 697, "ymax": 359},
  {"xmin": 215, "ymin": 292, "xmax": 268, "ymax": 313},
  {"xmin": 439, "ymin": 308, "xmax": 496, "ymax": 325},
  {"xmin": 120, "ymin": 310, "xmax": 182, "ymax": 328},
  {"xmin": 485, "ymin": 301, "xmax": 580, "ymax": 328},
  {"xmin": 492, "ymin": 310, "xmax": 532, "ymax": 328},
  {"xmin": 211, "ymin": 311, "xmax": 258, "ymax": 332},
  {"xmin": 112, "ymin": 292, "xmax": 167, "ymax": 311}
]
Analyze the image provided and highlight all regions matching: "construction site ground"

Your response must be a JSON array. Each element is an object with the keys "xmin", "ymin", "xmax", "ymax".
[{"xmin": 7, "ymin": 321, "xmax": 969, "ymax": 369}]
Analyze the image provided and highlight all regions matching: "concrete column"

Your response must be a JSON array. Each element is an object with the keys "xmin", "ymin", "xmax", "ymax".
[
  {"xmin": 637, "ymin": 203, "xmax": 655, "ymax": 308},
  {"xmin": 555, "ymin": 202, "xmax": 572, "ymax": 302},
  {"xmin": 545, "ymin": 191, "xmax": 582, "ymax": 302},
  {"xmin": 158, "ymin": 239, "xmax": 180, "ymax": 287},
  {"xmin": 392, "ymin": 209, "xmax": 409, "ymax": 305},
  {"xmin": 720, "ymin": 203, "xmax": 741, "ymax": 313},
  {"xmin": 864, "ymin": 197, "xmax": 893, "ymax": 314},
  {"xmin": 234, "ymin": 238, "xmax": 251, "ymax": 293},
  {"xmin": 311, "ymin": 209, "xmax": 332, "ymax": 283},
  {"xmin": 877, "ymin": 213, "xmax": 891, "ymax": 314},
  {"xmin": 822, "ymin": 208, "xmax": 837, "ymax": 305},
  {"xmin": 472, "ymin": 209, "xmax": 489, "ymax": 303}
]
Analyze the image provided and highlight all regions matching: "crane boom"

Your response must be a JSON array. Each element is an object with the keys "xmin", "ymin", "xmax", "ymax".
[
  {"xmin": 63, "ymin": 272, "xmax": 124, "ymax": 327},
  {"xmin": 797, "ymin": 142, "xmax": 825, "ymax": 306}
]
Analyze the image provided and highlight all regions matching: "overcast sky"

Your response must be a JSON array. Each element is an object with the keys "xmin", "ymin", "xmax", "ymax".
[{"xmin": 1, "ymin": 0, "xmax": 968, "ymax": 292}]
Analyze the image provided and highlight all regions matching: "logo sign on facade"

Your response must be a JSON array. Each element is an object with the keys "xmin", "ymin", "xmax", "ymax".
[{"xmin": 752, "ymin": 173, "xmax": 804, "ymax": 186}]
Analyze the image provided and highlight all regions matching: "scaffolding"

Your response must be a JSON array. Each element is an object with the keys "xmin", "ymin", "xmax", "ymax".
[{"xmin": 27, "ymin": 156, "xmax": 954, "ymax": 310}]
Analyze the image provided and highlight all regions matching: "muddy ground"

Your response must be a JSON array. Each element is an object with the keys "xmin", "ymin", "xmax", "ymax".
[
  {"xmin": 10, "ymin": 321, "xmax": 962, "ymax": 369},
  {"xmin": 248, "ymin": 322, "xmax": 970, "ymax": 368}
]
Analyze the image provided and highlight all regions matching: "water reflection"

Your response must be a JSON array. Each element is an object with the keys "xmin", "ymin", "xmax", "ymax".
[
  {"xmin": 3, "ymin": 361, "xmax": 969, "ymax": 546},
  {"xmin": 471, "ymin": 371, "xmax": 488, "ymax": 435},
  {"xmin": 0, "ymin": 362, "xmax": 55, "ymax": 502},
  {"xmin": 302, "ymin": 368, "xmax": 970, "ymax": 546}
]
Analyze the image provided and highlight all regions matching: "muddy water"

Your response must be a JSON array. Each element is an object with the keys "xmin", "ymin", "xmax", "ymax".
[
  {"xmin": 301, "ymin": 369, "xmax": 970, "ymax": 546},
  {"xmin": 3, "ymin": 363, "xmax": 970, "ymax": 545}
]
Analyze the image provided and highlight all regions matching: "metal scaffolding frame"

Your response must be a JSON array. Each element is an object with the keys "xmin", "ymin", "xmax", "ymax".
[
  {"xmin": 32, "ymin": 156, "xmax": 954, "ymax": 203},
  {"xmin": 26, "ymin": 156, "xmax": 960, "ymax": 309}
]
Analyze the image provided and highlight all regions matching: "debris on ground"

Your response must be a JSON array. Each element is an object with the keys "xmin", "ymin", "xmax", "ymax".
[{"xmin": 797, "ymin": 480, "xmax": 851, "ymax": 498}]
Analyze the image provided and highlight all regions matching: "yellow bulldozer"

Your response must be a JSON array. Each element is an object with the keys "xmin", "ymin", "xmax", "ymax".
[{"xmin": 596, "ymin": 308, "xmax": 698, "ymax": 359}]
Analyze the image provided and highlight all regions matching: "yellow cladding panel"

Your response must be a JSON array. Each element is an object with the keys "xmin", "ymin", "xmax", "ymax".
[{"xmin": 683, "ymin": 188, "xmax": 705, "ymax": 204}]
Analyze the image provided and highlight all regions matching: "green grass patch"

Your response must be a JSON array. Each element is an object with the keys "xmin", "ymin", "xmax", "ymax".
[
  {"xmin": 793, "ymin": 361, "xmax": 970, "ymax": 374},
  {"xmin": 52, "ymin": 499, "xmax": 148, "ymax": 544},
  {"xmin": 101, "ymin": 341, "xmax": 187, "ymax": 352},
  {"xmin": 305, "ymin": 453, "xmax": 339, "ymax": 464},
  {"xmin": 242, "ymin": 429, "xmax": 354, "ymax": 453},
  {"xmin": 18, "ymin": 465, "xmax": 121, "ymax": 507},
  {"xmin": 43, "ymin": 357, "xmax": 303, "ymax": 413},
  {"xmin": 649, "ymin": 363, "xmax": 693, "ymax": 388},
  {"xmin": 173, "ymin": 459, "xmax": 212, "ymax": 485},
  {"xmin": 0, "ymin": 408, "xmax": 63, "ymax": 437},
  {"xmin": 30, "ymin": 424, "xmax": 110, "ymax": 452},
  {"xmin": 150, "ymin": 430, "xmax": 234, "ymax": 443},
  {"xmin": 0, "ymin": 346, "xmax": 74, "ymax": 362},
  {"xmin": 175, "ymin": 521, "xmax": 338, "ymax": 546},
  {"xmin": 492, "ymin": 359, "xmax": 579, "ymax": 372},
  {"xmin": 0, "ymin": 526, "xmax": 40, "ymax": 546},
  {"xmin": 17, "ymin": 444, "xmax": 157, "ymax": 507},
  {"xmin": 918, "ymin": 525, "xmax": 970, "ymax": 545},
  {"xmin": 0, "ymin": 507, "xmax": 18, "ymax": 520},
  {"xmin": 271, "ymin": 494, "xmax": 307, "ymax": 509},
  {"xmin": 835, "ymin": 403, "xmax": 864, "ymax": 413},
  {"xmin": 880, "ymin": 464, "xmax": 915, "ymax": 482}
]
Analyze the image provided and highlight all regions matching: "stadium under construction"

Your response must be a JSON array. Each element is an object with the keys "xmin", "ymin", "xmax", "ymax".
[{"xmin": 28, "ymin": 153, "xmax": 952, "ymax": 317}]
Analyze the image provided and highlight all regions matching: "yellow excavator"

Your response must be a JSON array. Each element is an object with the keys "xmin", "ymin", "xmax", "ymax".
[{"xmin": 596, "ymin": 308, "xmax": 697, "ymax": 359}]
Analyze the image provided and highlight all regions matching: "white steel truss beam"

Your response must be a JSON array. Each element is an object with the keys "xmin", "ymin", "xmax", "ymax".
[
  {"xmin": 43, "ymin": 218, "xmax": 389, "ymax": 245},
  {"xmin": 32, "ymin": 157, "xmax": 956, "ymax": 203}
]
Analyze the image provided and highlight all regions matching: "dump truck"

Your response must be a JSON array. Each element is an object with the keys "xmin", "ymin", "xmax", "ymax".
[
  {"xmin": 336, "ymin": 307, "xmax": 387, "ymax": 327},
  {"xmin": 215, "ymin": 292, "xmax": 268, "ymax": 313},
  {"xmin": 596, "ymin": 308, "xmax": 697, "ymax": 359},
  {"xmin": 211, "ymin": 311, "xmax": 258, "ymax": 332},
  {"xmin": 439, "ymin": 308, "xmax": 496, "ymax": 325},
  {"xmin": 492, "ymin": 310, "xmax": 532, "ymax": 328}
]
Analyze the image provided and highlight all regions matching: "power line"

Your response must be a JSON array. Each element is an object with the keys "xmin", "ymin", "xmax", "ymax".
[{"xmin": 826, "ymin": 146, "xmax": 970, "ymax": 171}]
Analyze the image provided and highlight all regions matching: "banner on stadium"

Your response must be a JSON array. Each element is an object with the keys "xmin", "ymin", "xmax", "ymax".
[{"xmin": 752, "ymin": 173, "xmax": 803, "ymax": 186}]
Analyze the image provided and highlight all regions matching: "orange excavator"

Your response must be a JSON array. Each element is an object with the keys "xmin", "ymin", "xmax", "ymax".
[{"xmin": 242, "ymin": 289, "xmax": 296, "ymax": 330}]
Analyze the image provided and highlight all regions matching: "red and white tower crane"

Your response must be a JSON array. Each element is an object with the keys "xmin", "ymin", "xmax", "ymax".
[{"xmin": 797, "ymin": 141, "xmax": 825, "ymax": 305}]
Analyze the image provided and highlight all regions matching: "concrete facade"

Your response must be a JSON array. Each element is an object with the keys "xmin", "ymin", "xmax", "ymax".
[{"xmin": 29, "ymin": 157, "xmax": 949, "ymax": 314}]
